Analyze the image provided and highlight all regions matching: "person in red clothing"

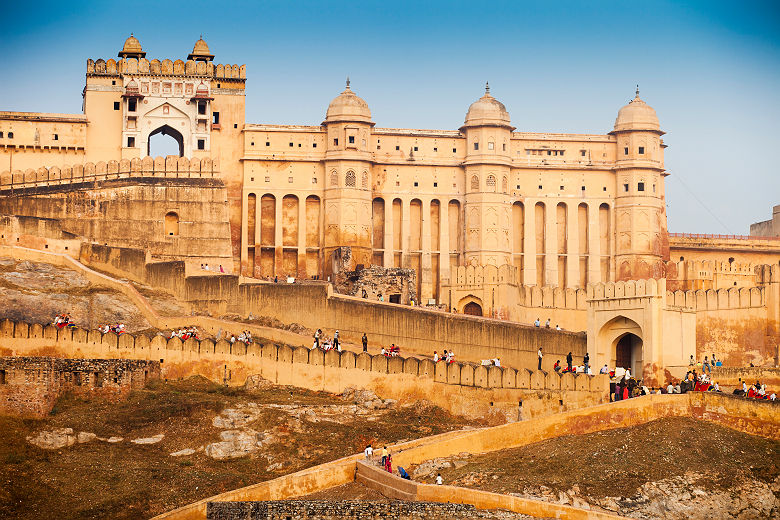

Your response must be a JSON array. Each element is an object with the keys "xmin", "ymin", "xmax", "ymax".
[{"xmin": 384, "ymin": 454, "xmax": 392, "ymax": 473}]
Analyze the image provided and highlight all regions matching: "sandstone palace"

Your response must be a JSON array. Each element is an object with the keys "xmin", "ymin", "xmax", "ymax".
[{"xmin": 1, "ymin": 36, "xmax": 778, "ymax": 385}]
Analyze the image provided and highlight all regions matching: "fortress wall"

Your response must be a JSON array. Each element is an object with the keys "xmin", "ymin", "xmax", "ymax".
[
  {"xmin": 152, "ymin": 392, "xmax": 779, "ymax": 520},
  {"xmin": 0, "ymin": 319, "xmax": 607, "ymax": 421},
  {"xmin": 87, "ymin": 58, "xmax": 246, "ymax": 80},
  {"xmin": 710, "ymin": 366, "xmax": 780, "ymax": 388}
]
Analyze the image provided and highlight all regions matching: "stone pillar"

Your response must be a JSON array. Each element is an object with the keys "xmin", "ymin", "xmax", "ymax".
[
  {"xmin": 401, "ymin": 198, "xmax": 411, "ymax": 268},
  {"xmin": 566, "ymin": 202, "xmax": 579, "ymax": 288},
  {"xmin": 274, "ymin": 194, "xmax": 283, "ymax": 276},
  {"xmin": 297, "ymin": 195, "xmax": 306, "ymax": 277},
  {"xmin": 439, "ymin": 199, "xmax": 450, "ymax": 285},
  {"xmin": 545, "ymin": 201, "xmax": 557, "ymax": 287},
  {"xmin": 240, "ymin": 191, "xmax": 249, "ymax": 273},
  {"xmin": 523, "ymin": 199, "xmax": 536, "ymax": 286},
  {"xmin": 588, "ymin": 202, "xmax": 601, "ymax": 285},
  {"xmin": 420, "ymin": 198, "xmax": 433, "ymax": 301},
  {"xmin": 384, "ymin": 198, "xmax": 394, "ymax": 268}
]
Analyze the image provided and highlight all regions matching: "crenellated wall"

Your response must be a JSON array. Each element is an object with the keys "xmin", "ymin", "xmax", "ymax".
[
  {"xmin": 0, "ymin": 319, "xmax": 607, "ymax": 421},
  {"xmin": 86, "ymin": 58, "xmax": 246, "ymax": 80}
]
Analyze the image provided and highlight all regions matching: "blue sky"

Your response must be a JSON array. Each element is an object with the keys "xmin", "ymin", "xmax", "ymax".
[{"xmin": 1, "ymin": 0, "xmax": 778, "ymax": 234}]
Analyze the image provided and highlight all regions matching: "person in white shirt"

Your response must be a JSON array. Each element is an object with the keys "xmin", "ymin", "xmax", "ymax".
[
  {"xmin": 743, "ymin": 381, "xmax": 748, "ymax": 393},
  {"xmin": 364, "ymin": 444, "xmax": 373, "ymax": 460},
  {"xmin": 667, "ymin": 383, "xmax": 674, "ymax": 394},
  {"xmin": 625, "ymin": 368, "xmax": 631, "ymax": 379},
  {"xmin": 600, "ymin": 364, "xmax": 609, "ymax": 374},
  {"xmin": 436, "ymin": 473, "xmax": 443, "ymax": 485},
  {"xmin": 433, "ymin": 351, "xmax": 439, "ymax": 362},
  {"xmin": 534, "ymin": 318, "xmax": 541, "ymax": 327},
  {"xmin": 770, "ymin": 393, "xmax": 776, "ymax": 401},
  {"xmin": 492, "ymin": 358, "xmax": 501, "ymax": 367}
]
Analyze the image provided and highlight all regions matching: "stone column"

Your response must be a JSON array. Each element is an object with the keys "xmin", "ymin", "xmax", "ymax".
[
  {"xmin": 439, "ymin": 199, "xmax": 450, "ymax": 285},
  {"xmin": 545, "ymin": 201, "xmax": 557, "ymax": 287},
  {"xmin": 383, "ymin": 198, "xmax": 394, "ymax": 268},
  {"xmin": 588, "ymin": 202, "xmax": 601, "ymax": 285},
  {"xmin": 522, "ymin": 199, "xmax": 536, "ymax": 286},
  {"xmin": 240, "ymin": 191, "xmax": 249, "ymax": 274},
  {"xmin": 420, "ymin": 198, "xmax": 433, "ymax": 302},
  {"xmin": 297, "ymin": 195, "xmax": 306, "ymax": 277},
  {"xmin": 401, "ymin": 198, "xmax": 411, "ymax": 268},
  {"xmin": 566, "ymin": 202, "xmax": 580, "ymax": 288},
  {"xmin": 274, "ymin": 194, "xmax": 283, "ymax": 276}
]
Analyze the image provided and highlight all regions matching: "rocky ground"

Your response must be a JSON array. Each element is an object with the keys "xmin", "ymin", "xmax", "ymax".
[
  {"xmin": 417, "ymin": 417, "xmax": 780, "ymax": 520},
  {"xmin": 0, "ymin": 375, "xmax": 482, "ymax": 519},
  {"xmin": 0, "ymin": 257, "xmax": 161, "ymax": 333}
]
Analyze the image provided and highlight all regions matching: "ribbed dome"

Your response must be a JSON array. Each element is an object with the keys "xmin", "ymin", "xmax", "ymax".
[
  {"xmin": 462, "ymin": 83, "xmax": 512, "ymax": 129},
  {"xmin": 324, "ymin": 80, "xmax": 372, "ymax": 124},
  {"xmin": 188, "ymin": 37, "xmax": 214, "ymax": 61},
  {"xmin": 118, "ymin": 34, "xmax": 145, "ymax": 59},
  {"xmin": 613, "ymin": 90, "xmax": 661, "ymax": 133}
]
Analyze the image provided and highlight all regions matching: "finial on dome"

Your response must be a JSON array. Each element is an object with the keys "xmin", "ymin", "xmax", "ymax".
[
  {"xmin": 485, "ymin": 81, "xmax": 490, "ymax": 94},
  {"xmin": 635, "ymin": 84, "xmax": 640, "ymax": 98},
  {"xmin": 346, "ymin": 76, "xmax": 351, "ymax": 90}
]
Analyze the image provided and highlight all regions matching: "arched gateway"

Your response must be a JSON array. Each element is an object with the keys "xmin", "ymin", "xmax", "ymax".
[{"xmin": 598, "ymin": 316, "xmax": 644, "ymax": 377}]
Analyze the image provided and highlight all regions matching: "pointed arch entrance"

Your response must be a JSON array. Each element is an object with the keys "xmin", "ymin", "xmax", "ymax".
[
  {"xmin": 148, "ymin": 124, "xmax": 184, "ymax": 157},
  {"xmin": 597, "ymin": 316, "xmax": 644, "ymax": 376},
  {"xmin": 458, "ymin": 295, "xmax": 484, "ymax": 316}
]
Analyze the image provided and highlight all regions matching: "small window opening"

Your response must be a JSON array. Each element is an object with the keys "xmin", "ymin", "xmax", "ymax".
[
  {"xmin": 289, "ymin": 142, "xmax": 294, "ymax": 147},
  {"xmin": 624, "ymin": 147, "xmax": 629, "ymax": 155},
  {"xmin": 266, "ymin": 142, "xmax": 270, "ymax": 146},
  {"xmin": 580, "ymin": 150, "xmax": 586, "ymax": 156},
  {"xmin": 234, "ymin": 123, "xmax": 238, "ymax": 129},
  {"xmin": 113, "ymin": 101, "xmax": 120, "ymax": 111},
  {"xmin": 474, "ymin": 142, "xmax": 479, "ymax": 150},
  {"xmin": 333, "ymin": 138, "xmax": 339, "ymax": 146},
  {"xmin": 128, "ymin": 99, "xmax": 137, "ymax": 112},
  {"xmin": 433, "ymin": 182, "xmax": 438, "ymax": 187},
  {"xmin": 165, "ymin": 212, "xmax": 179, "ymax": 236},
  {"xmin": 638, "ymin": 146, "xmax": 645, "ymax": 154},
  {"xmin": 127, "ymin": 137, "xmax": 135, "ymax": 147},
  {"xmin": 349, "ymin": 136, "xmax": 355, "ymax": 144},
  {"xmin": 414, "ymin": 181, "xmax": 418, "ymax": 187},
  {"xmin": 679, "ymin": 256, "xmax": 685, "ymax": 262},
  {"xmin": 7, "ymin": 132, "xmax": 12, "ymax": 138},
  {"xmin": 53, "ymin": 134, "xmax": 58, "ymax": 141},
  {"xmin": 603, "ymin": 186, "xmax": 607, "ymax": 191},
  {"xmin": 313, "ymin": 143, "xmax": 317, "ymax": 148},
  {"xmin": 638, "ymin": 182, "xmax": 645, "ymax": 191},
  {"xmin": 212, "ymin": 112, "xmax": 220, "ymax": 124},
  {"xmin": 0, "ymin": 132, "xmax": 3, "ymax": 138},
  {"xmin": 538, "ymin": 185, "xmax": 543, "ymax": 190},
  {"xmin": 488, "ymin": 142, "xmax": 494, "ymax": 150},
  {"xmin": 111, "ymin": 80, "xmax": 116, "ymax": 85},
  {"xmin": 197, "ymin": 139, "xmax": 205, "ymax": 150},
  {"xmin": 433, "ymin": 147, "xmax": 437, "ymax": 152},
  {"xmin": 560, "ymin": 185, "xmax": 564, "ymax": 190},
  {"xmin": 413, "ymin": 146, "xmax": 418, "ymax": 151},
  {"xmin": 581, "ymin": 185, "xmax": 585, "ymax": 191},
  {"xmin": 198, "ymin": 102, "xmax": 206, "ymax": 115},
  {"xmin": 395, "ymin": 145, "xmax": 400, "ymax": 150},
  {"xmin": 623, "ymin": 183, "xmax": 629, "ymax": 192},
  {"xmin": 452, "ymin": 148, "xmax": 456, "ymax": 152}
]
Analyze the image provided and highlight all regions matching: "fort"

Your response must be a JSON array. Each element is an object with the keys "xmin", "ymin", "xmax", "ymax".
[{"xmin": 0, "ymin": 33, "xmax": 779, "ymax": 520}]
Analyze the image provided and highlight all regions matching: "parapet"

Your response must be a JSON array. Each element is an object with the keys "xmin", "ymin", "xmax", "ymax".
[
  {"xmin": 86, "ymin": 58, "xmax": 246, "ymax": 80},
  {"xmin": 665, "ymin": 286, "xmax": 765, "ymax": 310},
  {"xmin": 0, "ymin": 156, "xmax": 221, "ymax": 191},
  {"xmin": 587, "ymin": 278, "xmax": 664, "ymax": 300}
]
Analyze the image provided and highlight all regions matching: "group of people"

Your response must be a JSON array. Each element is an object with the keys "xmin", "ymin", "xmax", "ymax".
[
  {"xmin": 170, "ymin": 326, "xmax": 200, "ymax": 341},
  {"xmin": 381, "ymin": 345, "xmax": 401, "ymax": 357},
  {"xmin": 432, "ymin": 350, "xmax": 455, "ymax": 363},
  {"xmin": 552, "ymin": 351, "xmax": 592, "ymax": 374},
  {"xmin": 100, "ymin": 323, "xmax": 126, "ymax": 335},
  {"xmin": 229, "ymin": 330, "xmax": 253, "ymax": 345},
  {"xmin": 199, "ymin": 263, "xmax": 226, "ymax": 273},
  {"xmin": 533, "ymin": 317, "xmax": 562, "ymax": 330},
  {"xmin": 363, "ymin": 444, "xmax": 442, "ymax": 484},
  {"xmin": 689, "ymin": 354, "xmax": 723, "ymax": 374},
  {"xmin": 52, "ymin": 313, "xmax": 76, "ymax": 329},
  {"xmin": 311, "ymin": 328, "xmax": 341, "ymax": 352},
  {"xmin": 735, "ymin": 378, "xmax": 776, "ymax": 401}
]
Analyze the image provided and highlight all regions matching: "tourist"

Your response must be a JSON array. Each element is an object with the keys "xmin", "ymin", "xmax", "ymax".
[
  {"xmin": 703, "ymin": 356, "xmax": 710, "ymax": 374},
  {"xmin": 219, "ymin": 265, "xmax": 224, "ymax": 273},
  {"xmin": 534, "ymin": 318, "xmax": 540, "ymax": 327},
  {"xmin": 770, "ymin": 392, "xmax": 777, "ymax": 401},
  {"xmin": 689, "ymin": 354, "xmax": 695, "ymax": 366},
  {"xmin": 364, "ymin": 444, "xmax": 373, "ymax": 461},
  {"xmin": 378, "ymin": 293, "xmax": 384, "ymax": 302},
  {"xmin": 433, "ymin": 351, "xmax": 439, "ymax": 362},
  {"xmin": 384, "ymin": 453, "xmax": 392, "ymax": 473},
  {"xmin": 555, "ymin": 324, "xmax": 561, "ymax": 330},
  {"xmin": 333, "ymin": 330, "xmax": 340, "ymax": 350},
  {"xmin": 381, "ymin": 346, "xmax": 387, "ymax": 356},
  {"xmin": 584, "ymin": 352, "xmax": 590, "ymax": 374},
  {"xmin": 666, "ymin": 382, "xmax": 674, "ymax": 394},
  {"xmin": 545, "ymin": 318, "xmax": 551, "ymax": 329},
  {"xmin": 381, "ymin": 446, "xmax": 388, "ymax": 467},
  {"xmin": 537, "ymin": 347, "xmax": 543, "ymax": 370},
  {"xmin": 553, "ymin": 360, "xmax": 560, "ymax": 373},
  {"xmin": 715, "ymin": 358, "xmax": 723, "ymax": 367},
  {"xmin": 362, "ymin": 333, "xmax": 368, "ymax": 352},
  {"xmin": 566, "ymin": 352, "xmax": 573, "ymax": 371},
  {"xmin": 436, "ymin": 473, "xmax": 443, "ymax": 485},
  {"xmin": 274, "ymin": 275, "xmax": 278, "ymax": 283},
  {"xmin": 447, "ymin": 350, "xmax": 455, "ymax": 364},
  {"xmin": 492, "ymin": 357, "xmax": 501, "ymax": 367},
  {"xmin": 314, "ymin": 328, "xmax": 321, "ymax": 349},
  {"xmin": 398, "ymin": 466, "xmax": 411, "ymax": 480},
  {"xmin": 600, "ymin": 364, "xmax": 609, "ymax": 374}
]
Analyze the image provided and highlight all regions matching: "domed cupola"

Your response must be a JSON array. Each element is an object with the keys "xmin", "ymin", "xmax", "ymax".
[
  {"xmin": 612, "ymin": 87, "xmax": 662, "ymax": 134},
  {"xmin": 118, "ymin": 33, "xmax": 145, "ymax": 59},
  {"xmin": 324, "ymin": 78, "xmax": 373, "ymax": 125},
  {"xmin": 188, "ymin": 36, "xmax": 214, "ymax": 62},
  {"xmin": 191, "ymin": 81, "xmax": 213, "ymax": 101},
  {"xmin": 122, "ymin": 78, "xmax": 143, "ymax": 99},
  {"xmin": 461, "ymin": 83, "xmax": 514, "ymax": 131}
]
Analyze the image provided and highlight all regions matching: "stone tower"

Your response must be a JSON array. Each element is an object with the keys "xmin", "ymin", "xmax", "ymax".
[
  {"xmin": 322, "ymin": 80, "xmax": 374, "ymax": 274},
  {"xmin": 461, "ymin": 83, "xmax": 515, "ymax": 268},
  {"xmin": 610, "ymin": 88, "xmax": 670, "ymax": 280}
]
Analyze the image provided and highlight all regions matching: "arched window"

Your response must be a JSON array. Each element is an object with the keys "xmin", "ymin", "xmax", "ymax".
[
  {"xmin": 361, "ymin": 170, "xmax": 369, "ymax": 189},
  {"xmin": 330, "ymin": 170, "xmax": 338, "ymax": 187},
  {"xmin": 164, "ymin": 212, "xmax": 179, "ymax": 236},
  {"xmin": 470, "ymin": 175, "xmax": 479, "ymax": 191},
  {"xmin": 486, "ymin": 175, "xmax": 496, "ymax": 191},
  {"xmin": 345, "ymin": 170, "xmax": 356, "ymax": 187},
  {"xmin": 502, "ymin": 176, "xmax": 508, "ymax": 193}
]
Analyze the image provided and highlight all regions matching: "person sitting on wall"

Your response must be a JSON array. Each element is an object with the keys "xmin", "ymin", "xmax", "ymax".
[
  {"xmin": 492, "ymin": 358, "xmax": 501, "ymax": 367},
  {"xmin": 553, "ymin": 360, "xmax": 561, "ymax": 373},
  {"xmin": 715, "ymin": 358, "xmax": 722, "ymax": 367},
  {"xmin": 389, "ymin": 344, "xmax": 400, "ymax": 357},
  {"xmin": 667, "ymin": 382, "xmax": 675, "ymax": 394},
  {"xmin": 545, "ymin": 318, "xmax": 551, "ymax": 328},
  {"xmin": 770, "ymin": 392, "xmax": 777, "ymax": 401},
  {"xmin": 566, "ymin": 352, "xmax": 573, "ymax": 371},
  {"xmin": 534, "ymin": 318, "xmax": 541, "ymax": 327},
  {"xmin": 381, "ymin": 347, "xmax": 387, "ymax": 356},
  {"xmin": 398, "ymin": 466, "xmax": 411, "ymax": 480},
  {"xmin": 447, "ymin": 350, "xmax": 455, "ymax": 364},
  {"xmin": 433, "ymin": 351, "xmax": 439, "ymax": 362},
  {"xmin": 556, "ymin": 324, "xmax": 561, "ymax": 330},
  {"xmin": 600, "ymin": 364, "xmax": 609, "ymax": 375},
  {"xmin": 314, "ymin": 328, "xmax": 321, "ymax": 349}
]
